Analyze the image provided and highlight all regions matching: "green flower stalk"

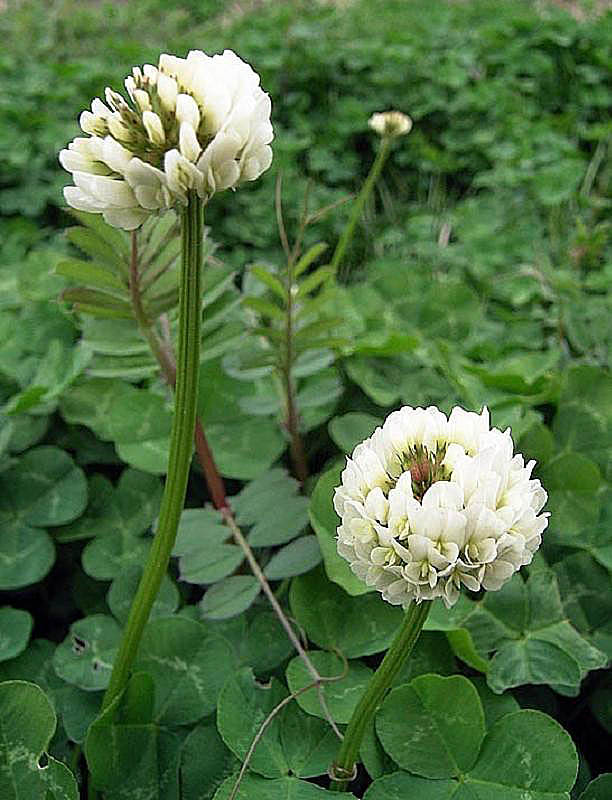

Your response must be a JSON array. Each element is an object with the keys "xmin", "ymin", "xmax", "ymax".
[
  {"xmin": 329, "ymin": 601, "xmax": 430, "ymax": 792},
  {"xmin": 59, "ymin": 48, "xmax": 275, "ymax": 733},
  {"xmin": 102, "ymin": 192, "xmax": 203, "ymax": 711},
  {"xmin": 329, "ymin": 110, "xmax": 412, "ymax": 279}
]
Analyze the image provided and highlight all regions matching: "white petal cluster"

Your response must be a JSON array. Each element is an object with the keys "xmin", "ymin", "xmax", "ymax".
[
  {"xmin": 59, "ymin": 50, "xmax": 274, "ymax": 230},
  {"xmin": 334, "ymin": 406, "xmax": 548, "ymax": 608},
  {"xmin": 368, "ymin": 110, "xmax": 412, "ymax": 139}
]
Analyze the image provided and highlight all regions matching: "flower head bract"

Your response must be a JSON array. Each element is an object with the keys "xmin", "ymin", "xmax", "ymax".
[{"xmin": 334, "ymin": 406, "xmax": 548, "ymax": 608}]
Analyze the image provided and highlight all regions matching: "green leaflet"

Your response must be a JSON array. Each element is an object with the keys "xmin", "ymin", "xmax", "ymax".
[
  {"xmin": 180, "ymin": 722, "xmax": 238, "ymax": 800},
  {"xmin": 427, "ymin": 571, "xmax": 608, "ymax": 694},
  {"xmin": 134, "ymin": 616, "xmax": 236, "ymax": 725},
  {"xmin": 172, "ymin": 507, "xmax": 244, "ymax": 584},
  {"xmin": 263, "ymin": 535, "xmax": 322, "ymax": 580},
  {"xmin": 280, "ymin": 702, "xmax": 339, "ymax": 779},
  {"xmin": 286, "ymin": 651, "xmax": 373, "ymax": 724},
  {"xmin": 0, "ymin": 447, "xmax": 87, "ymax": 590},
  {"xmin": 376, "ymin": 675, "xmax": 485, "ymax": 778},
  {"xmin": 203, "ymin": 610, "xmax": 294, "ymax": 676},
  {"xmin": 107, "ymin": 567, "xmax": 179, "ymax": 624},
  {"xmin": 290, "ymin": 566, "xmax": 403, "ymax": 658},
  {"xmin": 554, "ymin": 552, "xmax": 612, "ymax": 660},
  {"xmin": 0, "ymin": 680, "xmax": 78, "ymax": 800},
  {"xmin": 232, "ymin": 468, "xmax": 309, "ymax": 547},
  {"xmin": 213, "ymin": 774, "xmax": 357, "ymax": 800},
  {"xmin": 200, "ymin": 575, "xmax": 261, "ymax": 620},
  {"xmin": 0, "ymin": 608, "xmax": 33, "ymax": 663},
  {"xmin": 85, "ymin": 672, "xmax": 181, "ymax": 799},
  {"xmin": 217, "ymin": 667, "xmax": 289, "ymax": 778},
  {"xmin": 56, "ymin": 468, "xmax": 162, "ymax": 544},
  {"xmin": 578, "ymin": 774, "xmax": 612, "ymax": 800},
  {"xmin": 53, "ymin": 615, "xmax": 121, "ymax": 692},
  {"xmin": 368, "ymin": 677, "xmax": 577, "ymax": 799},
  {"xmin": 205, "ymin": 418, "xmax": 285, "ymax": 480},
  {"xmin": 0, "ymin": 445, "xmax": 87, "ymax": 528},
  {"xmin": 328, "ymin": 412, "xmax": 383, "ymax": 454}
]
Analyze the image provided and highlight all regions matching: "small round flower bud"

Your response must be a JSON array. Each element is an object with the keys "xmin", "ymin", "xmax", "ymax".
[{"xmin": 368, "ymin": 110, "xmax": 413, "ymax": 139}]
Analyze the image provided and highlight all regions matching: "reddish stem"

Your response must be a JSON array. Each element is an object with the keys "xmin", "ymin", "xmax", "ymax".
[{"xmin": 194, "ymin": 420, "xmax": 229, "ymax": 510}]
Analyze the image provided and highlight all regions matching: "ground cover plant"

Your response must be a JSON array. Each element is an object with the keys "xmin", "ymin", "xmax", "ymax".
[{"xmin": 0, "ymin": 0, "xmax": 610, "ymax": 798}]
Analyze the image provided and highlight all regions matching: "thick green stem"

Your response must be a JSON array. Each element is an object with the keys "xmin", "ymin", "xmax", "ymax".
[
  {"xmin": 101, "ymin": 193, "xmax": 203, "ymax": 711},
  {"xmin": 329, "ymin": 136, "xmax": 392, "ymax": 279},
  {"xmin": 329, "ymin": 601, "xmax": 430, "ymax": 791}
]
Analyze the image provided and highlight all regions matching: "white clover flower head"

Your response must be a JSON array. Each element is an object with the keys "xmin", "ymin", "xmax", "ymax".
[
  {"xmin": 334, "ymin": 405, "xmax": 549, "ymax": 608},
  {"xmin": 59, "ymin": 49, "xmax": 274, "ymax": 230},
  {"xmin": 368, "ymin": 110, "xmax": 413, "ymax": 139}
]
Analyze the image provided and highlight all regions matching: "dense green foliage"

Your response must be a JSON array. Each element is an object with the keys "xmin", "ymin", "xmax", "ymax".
[{"xmin": 0, "ymin": 0, "xmax": 610, "ymax": 798}]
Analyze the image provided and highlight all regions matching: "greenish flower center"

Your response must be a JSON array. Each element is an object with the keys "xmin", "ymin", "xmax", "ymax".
[{"xmin": 399, "ymin": 444, "xmax": 449, "ymax": 501}]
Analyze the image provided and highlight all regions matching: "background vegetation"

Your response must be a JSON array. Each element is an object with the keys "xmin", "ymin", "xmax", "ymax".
[{"xmin": 0, "ymin": 0, "xmax": 610, "ymax": 798}]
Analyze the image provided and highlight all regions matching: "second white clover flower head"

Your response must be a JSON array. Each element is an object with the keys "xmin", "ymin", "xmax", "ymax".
[
  {"xmin": 368, "ymin": 110, "xmax": 412, "ymax": 139},
  {"xmin": 59, "ymin": 49, "xmax": 274, "ymax": 230},
  {"xmin": 334, "ymin": 406, "xmax": 549, "ymax": 608}
]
